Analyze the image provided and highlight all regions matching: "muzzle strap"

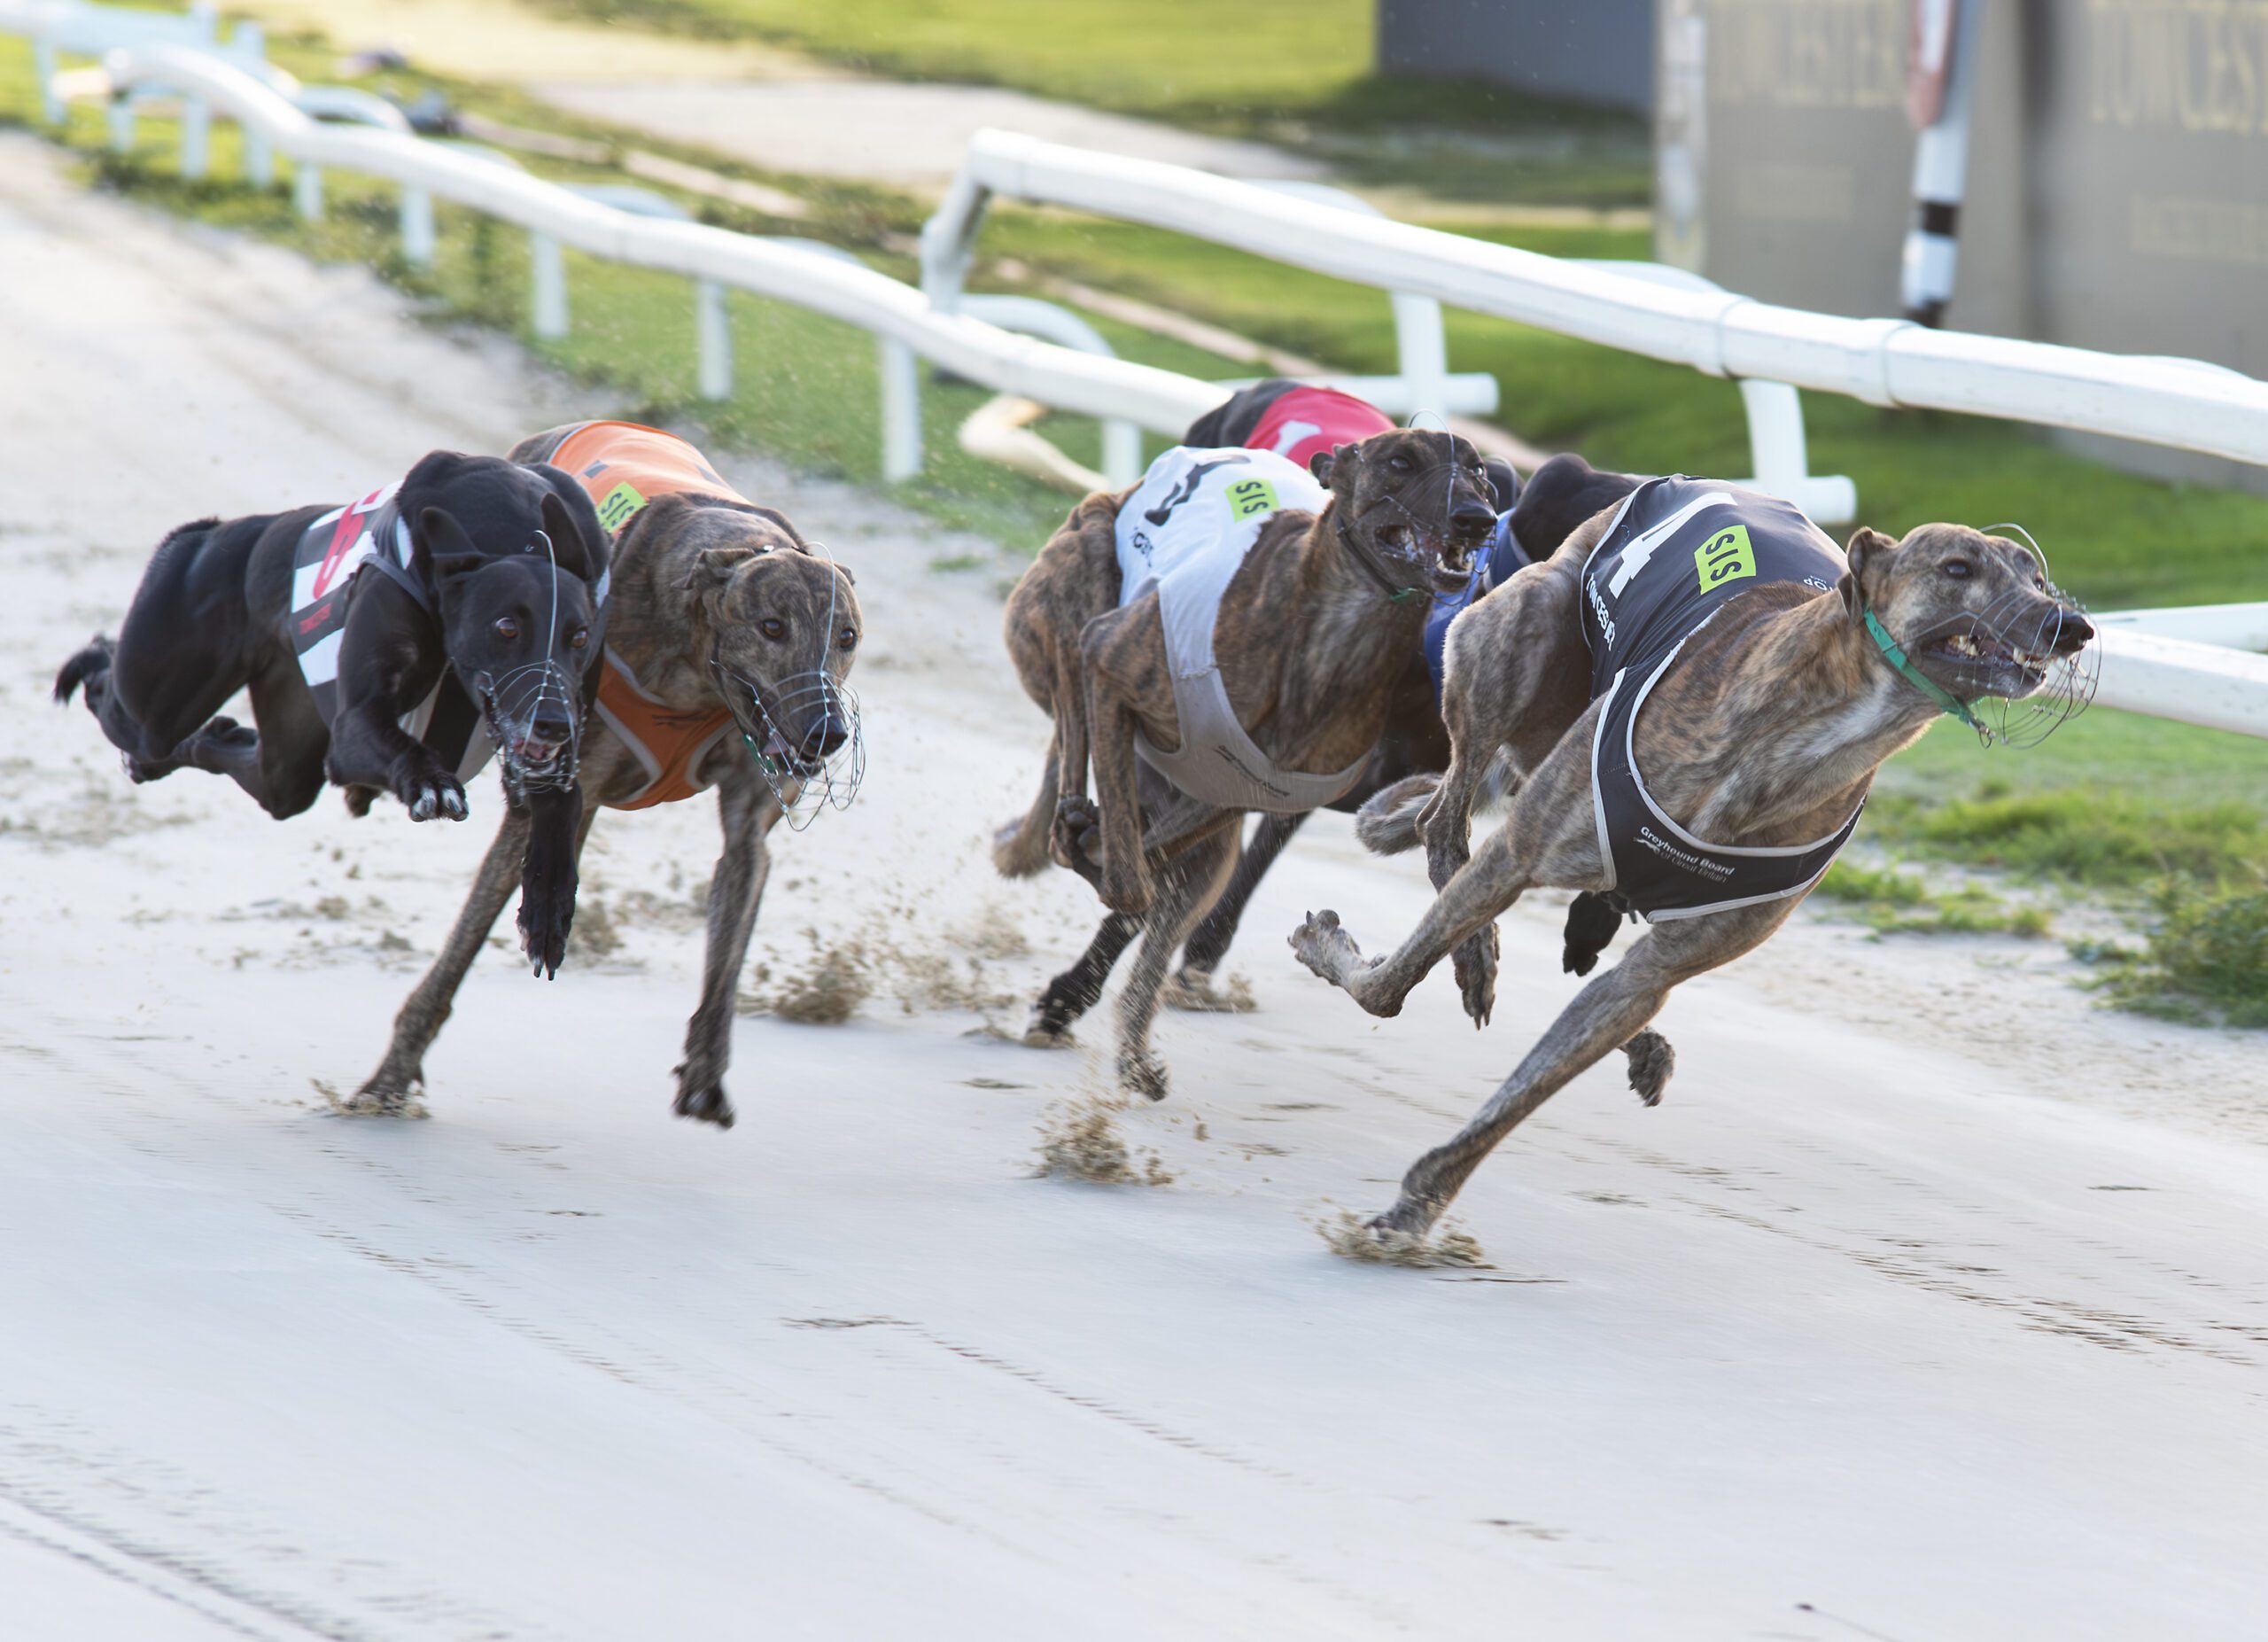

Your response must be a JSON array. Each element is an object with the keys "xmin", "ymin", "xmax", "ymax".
[{"xmin": 1864, "ymin": 608, "xmax": 1983, "ymax": 733}]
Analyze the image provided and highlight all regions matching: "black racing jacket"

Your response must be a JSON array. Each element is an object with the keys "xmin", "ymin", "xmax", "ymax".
[
  {"xmin": 287, "ymin": 483, "xmax": 488, "ymax": 779},
  {"xmin": 1579, "ymin": 477, "xmax": 1860, "ymax": 922}
]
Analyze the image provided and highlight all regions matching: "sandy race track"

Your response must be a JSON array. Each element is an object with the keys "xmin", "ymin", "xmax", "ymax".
[{"xmin": 2, "ymin": 138, "xmax": 2266, "ymax": 1639}]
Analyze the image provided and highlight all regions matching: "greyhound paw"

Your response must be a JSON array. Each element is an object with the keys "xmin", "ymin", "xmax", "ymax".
[
  {"xmin": 1161, "ymin": 968, "xmax": 1251, "ymax": 1014},
  {"xmin": 1624, "ymin": 1029, "xmax": 1675, "ymax": 1108},
  {"xmin": 672, "ymin": 1069, "xmax": 738, "ymax": 1129},
  {"xmin": 1288, "ymin": 910, "xmax": 1360, "ymax": 984},
  {"xmin": 1049, "ymin": 796, "xmax": 1104, "ymax": 884},
  {"xmin": 331, "ymin": 1076, "xmax": 430, "ymax": 1119},
  {"xmin": 1451, "ymin": 928, "xmax": 1498, "ymax": 1029},
  {"xmin": 517, "ymin": 878, "xmax": 574, "ymax": 980},
  {"xmin": 193, "ymin": 715, "xmax": 258, "ymax": 754},
  {"xmin": 1561, "ymin": 891, "xmax": 1624, "ymax": 977},
  {"xmin": 120, "ymin": 749, "xmax": 175, "ymax": 785},
  {"xmin": 1021, "ymin": 997, "xmax": 1080, "ymax": 1049},
  {"xmin": 391, "ymin": 758, "xmax": 468, "ymax": 823},
  {"xmin": 1117, "ymin": 1049, "xmax": 1170, "ymax": 1102}
]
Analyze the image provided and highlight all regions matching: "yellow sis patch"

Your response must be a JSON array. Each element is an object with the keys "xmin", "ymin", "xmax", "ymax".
[
  {"xmin": 595, "ymin": 481, "xmax": 648, "ymax": 533},
  {"xmin": 1224, "ymin": 476, "xmax": 1279, "ymax": 521},
  {"xmin": 1694, "ymin": 523, "xmax": 1757, "ymax": 591}
]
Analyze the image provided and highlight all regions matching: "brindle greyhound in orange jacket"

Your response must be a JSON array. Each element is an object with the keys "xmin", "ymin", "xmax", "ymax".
[
  {"xmin": 996, "ymin": 426, "xmax": 1496, "ymax": 1098},
  {"xmin": 1292, "ymin": 485, "xmax": 2094, "ymax": 1243}
]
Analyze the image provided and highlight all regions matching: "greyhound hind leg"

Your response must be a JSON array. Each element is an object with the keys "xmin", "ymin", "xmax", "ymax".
[
  {"xmin": 1167, "ymin": 810, "xmax": 1306, "ymax": 1009},
  {"xmin": 1115, "ymin": 823, "xmax": 1238, "ymax": 1100},
  {"xmin": 1027, "ymin": 912, "xmax": 1141, "ymax": 1047}
]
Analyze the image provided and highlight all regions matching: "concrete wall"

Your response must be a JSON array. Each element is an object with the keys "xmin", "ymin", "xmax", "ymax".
[
  {"xmin": 1379, "ymin": 0, "xmax": 1658, "ymax": 113},
  {"xmin": 1662, "ymin": 0, "xmax": 2268, "ymax": 489}
]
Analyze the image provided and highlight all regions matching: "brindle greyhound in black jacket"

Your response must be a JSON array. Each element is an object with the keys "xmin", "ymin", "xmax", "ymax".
[
  {"xmin": 1290, "ymin": 482, "xmax": 2095, "ymax": 1242},
  {"xmin": 54, "ymin": 452, "xmax": 610, "ymax": 976}
]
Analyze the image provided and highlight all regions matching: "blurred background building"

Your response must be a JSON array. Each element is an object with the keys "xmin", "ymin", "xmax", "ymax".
[{"xmin": 1389, "ymin": 1, "xmax": 2268, "ymax": 487}]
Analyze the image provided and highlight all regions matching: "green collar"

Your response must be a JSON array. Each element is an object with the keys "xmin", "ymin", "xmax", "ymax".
[{"xmin": 1865, "ymin": 609, "xmax": 1982, "ymax": 731}]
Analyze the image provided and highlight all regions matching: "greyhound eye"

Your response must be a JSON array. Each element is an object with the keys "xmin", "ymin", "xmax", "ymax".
[
  {"xmin": 568, "ymin": 626, "xmax": 590, "ymax": 650},
  {"xmin": 838, "ymin": 626, "xmax": 858, "ymax": 651},
  {"xmin": 493, "ymin": 616, "xmax": 521, "ymax": 641},
  {"xmin": 1388, "ymin": 454, "xmax": 1412, "ymax": 473},
  {"xmin": 1942, "ymin": 559, "xmax": 1973, "ymax": 580},
  {"xmin": 758, "ymin": 618, "xmax": 787, "ymax": 642}
]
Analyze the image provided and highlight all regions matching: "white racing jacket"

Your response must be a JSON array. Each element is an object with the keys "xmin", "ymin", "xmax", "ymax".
[{"xmin": 1113, "ymin": 447, "xmax": 1369, "ymax": 812}]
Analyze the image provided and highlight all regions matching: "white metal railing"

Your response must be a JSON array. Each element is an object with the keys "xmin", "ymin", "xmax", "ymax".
[
  {"xmin": 4, "ymin": 27, "xmax": 2265, "ymax": 738},
  {"xmin": 928, "ymin": 129, "xmax": 2268, "ymax": 473},
  {"xmin": 75, "ymin": 46, "xmax": 1231, "ymax": 434}
]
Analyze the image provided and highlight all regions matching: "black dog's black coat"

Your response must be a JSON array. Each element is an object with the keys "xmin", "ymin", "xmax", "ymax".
[{"xmin": 55, "ymin": 450, "xmax": 610, "ymax": 977}]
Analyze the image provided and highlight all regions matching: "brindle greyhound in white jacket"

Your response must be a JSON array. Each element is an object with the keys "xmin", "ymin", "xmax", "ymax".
[{"xmin": 1291, "ymin": 480, "xmax": 2094, "ymax": 1241}]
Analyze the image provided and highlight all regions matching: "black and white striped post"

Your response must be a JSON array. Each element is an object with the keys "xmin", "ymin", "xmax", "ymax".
[{"xmin": 1899, "ymin": 0, "xmax": 1983, "ymax": 328}]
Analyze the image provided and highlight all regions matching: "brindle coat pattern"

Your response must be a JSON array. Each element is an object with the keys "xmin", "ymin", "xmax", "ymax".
[
  {"xmin": 1293, "ymin": 514, "xmax": 2093, "ymax": 1239},
  {"xmin": 996, "ymin": 428, "xmax": 1497, "ymax": 1096},
  {"xmin": 354, "ymin": 474, "xmax": 862, "ymax": 1128}
]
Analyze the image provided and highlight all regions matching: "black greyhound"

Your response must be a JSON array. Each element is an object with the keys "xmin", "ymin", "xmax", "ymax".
[
  {"xmin": 55, "ymin": 451, "xmax": 610, "ymax": 977},
  {"xmin": 1025, "ymin": 388, "xmax": 1642, "ymax": 1045}
]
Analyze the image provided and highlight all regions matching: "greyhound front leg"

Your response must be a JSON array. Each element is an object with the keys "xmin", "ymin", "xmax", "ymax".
[
  {"xmin": 326, "ymin": 703, "xmax": 467, "ymax": 822},
  {"xmin": 675, "ymin": 771, "xmax": 776, "ymax": 1128},
  {"xmin": 1290, "ymin": 823, "xmax": 1531, "ymax": 1017},
  {"xmin": 517, "ymin": 783, "xmax": 585, "ymax": 978},
  {"xmin": 351, "ymin": 808, "xmax": 532, "ymax": 1112},
  {"xmin": 1367, "ymin": 903, "xmax": 1789, "ymax": 1238}
]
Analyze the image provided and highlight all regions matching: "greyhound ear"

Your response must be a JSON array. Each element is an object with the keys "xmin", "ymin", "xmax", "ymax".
[
  {"xmin": 417, "ymin": 508, "xmax": 492, "ymax": 594},
  {"xmin": 1310, "ymin": 444, "xmax": 1351, "ymax": 486},
  {"xmin": 679, "ymin": 545, "xmax": 757, "ymax": 595},
  {"xmin": 1840, "ymin": 526, "xmax": 1896, "ymax": 620},
  {"xmin": 537, "ymin": 484, "xmax": 609, "ymax": 582}
]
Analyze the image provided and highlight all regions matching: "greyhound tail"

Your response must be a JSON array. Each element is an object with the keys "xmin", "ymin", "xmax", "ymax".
[
  {"xmin": 1354, "ymin": 773, "xmax": 1441, "ymax": 856},
  {"xmin": 992, "ymin": 758, "xmax": 1062, "ymax": 879},
  {"xmin": 52, "ymin": 634, "xmax": 116, "ymax": 707}
]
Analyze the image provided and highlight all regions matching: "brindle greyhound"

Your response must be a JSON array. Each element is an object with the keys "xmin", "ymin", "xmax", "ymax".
[
  {"xmin": 353, "ymin": 424, "xmax": 862, "ymax": 1126},
  {"xmin": 1291, "ymin": 492, "xmax": 2093, "ymax": 1241},
  {"xmin": 1028, "ymin": 451, "xmax": 1645, "ymax": 1039},
  {"xmin": 994, "ymin": 425, "xmax": 1496, "ymax": 1098},
  {"xmin": 55, "ymin": 453, "xmax": 610, "ymax": 976}
]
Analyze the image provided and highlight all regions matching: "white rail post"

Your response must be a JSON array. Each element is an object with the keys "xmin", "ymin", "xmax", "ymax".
[
  {"xmin": 696, "ymin": 279, "xmax": 733, "ymax": 400},
  {"xmin": 1388, "ymin": 290, "xmax": 1452, "ymax": 417},
  {"xmin": 530, "ymin": 233, "xmax": 568, "ymax": 339},
  {"xmin": 880, "ymin": 338, "xmax": 921, "ymax": 482},
  {"xmin": 292, "ymin": 160, "xmax": 322, "ymax": 221},
  {"xmin": 1101, "ymin": 419, "xmax": 1143, "ymax": 486},
  {"xmin": 234, "ymin": 21, "xmax": 272, "ymax": 187},
  {"xmin": 33, "ymin": 38, "xmax": 60, "ymax": 125},
  {"xmin": 179, "ymin": 96, "xmax": 208, "ymax": 179},
  {"xmin": 400, "ymin": 186, "xmax": 435, "ymax": 268}
]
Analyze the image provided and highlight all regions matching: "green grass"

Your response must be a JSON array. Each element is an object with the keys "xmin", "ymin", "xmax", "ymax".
[
  {"xmin": 520, "ymin": 0, "xmax": 1652, "ymax": 204},
  {"xmin": 1815, "ymin": 860, "xmax": 2054, "ymax": 939},
  {"xmin": 2075, "ymin": 885, "xmax": 2268, "ymax": 1028}
]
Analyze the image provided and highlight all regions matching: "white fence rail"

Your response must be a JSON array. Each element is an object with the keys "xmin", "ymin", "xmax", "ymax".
[{"xmin": 4, "ymin": 23, "xmax": 2265, "ymax": 739}]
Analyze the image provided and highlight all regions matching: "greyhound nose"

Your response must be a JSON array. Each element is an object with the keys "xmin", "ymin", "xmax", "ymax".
[
  {"xmin": 801, "ymin": 715, "xmax": 848, "ymax": 759},
  {"xmin": 529, "ymin": 704, "xmax": 575, "ymax": 745},
  {"xmin": 2052, "ymin": 610, "xmax": 2095, "ymax": 653},
  {"xmin": 1450, "ymin": 498, "xmax": 1496, "ymax": 539}
]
